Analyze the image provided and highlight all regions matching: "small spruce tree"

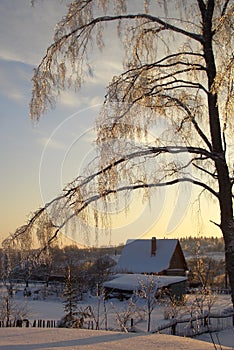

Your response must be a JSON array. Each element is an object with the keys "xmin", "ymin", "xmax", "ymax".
[{"xmin": 62, "ymin": 266, "xmax": 79, "ymax": 326}]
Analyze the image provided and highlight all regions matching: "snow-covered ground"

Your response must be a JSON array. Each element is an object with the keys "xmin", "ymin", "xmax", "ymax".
[
  {"xmin": 0, "ymin": 328, "xmax": 233, "ymax": 350},
  {"xmin": 0, "ymin": 284, "xmax": 233, "ymax": 349}
]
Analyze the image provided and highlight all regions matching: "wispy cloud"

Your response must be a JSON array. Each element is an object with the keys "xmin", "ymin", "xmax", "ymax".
[
  {"xmin": 0, "ymin": 1, "xmax": 68, "ymax": 66},
  {"xmin": 59, "ymin": 90, "xmax": 103, "ymax": 109},
  {"xmin": 0, "ymin": 0, "xmax": 123, "ymax": 109},
  {"xmin": 0, "ymin": 61, "xmax": 30, "ymax": 104},
  {"xmin": 0, "ymin": 59, "xmax": 32, "ymax": 104},
  {"xmin": 37, "ymin": 136, "xmax": 66, "ymax": 150},
  {"xmin": 91, "ymin": 58, "xmax": 123, "ymax": 86}
]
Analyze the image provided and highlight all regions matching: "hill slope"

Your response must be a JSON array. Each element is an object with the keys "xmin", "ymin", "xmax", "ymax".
[{"xmin": 0, "ymin": 328, "xmax": 233, "ymax": 350}]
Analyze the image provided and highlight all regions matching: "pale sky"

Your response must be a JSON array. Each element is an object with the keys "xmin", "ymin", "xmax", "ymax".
[{"xmin": 0, "ymin": 0, "xmax": 222, "ymax": 247}]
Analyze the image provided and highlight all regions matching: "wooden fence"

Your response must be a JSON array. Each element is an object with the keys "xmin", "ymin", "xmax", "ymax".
[
  {"xmin": 0, "ymin": 319, "xmax": 59, "ymax": 328},
  {"xmin": 154, "ymin": 312, "xmax": 234, "ymax": 337},
  {"xmin": 1, "ymin": 312, "xmax": 233, "ymax": 337}
]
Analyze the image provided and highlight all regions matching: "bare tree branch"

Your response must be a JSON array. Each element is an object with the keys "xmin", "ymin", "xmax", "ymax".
[{"xmin": 193, "ymin": 163, "xmax": 218, "ymax": 179}]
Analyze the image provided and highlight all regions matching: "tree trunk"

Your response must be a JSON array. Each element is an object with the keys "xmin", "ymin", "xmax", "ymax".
[
  {"xmin": 147, "ymin": 310, "xmax": 151, "ymax": 332},
  {"xmin": 199, "ymin": 0, "xmax": 234, "ymax": 307},
  {"xmin": 222, "ymin": 220, "xmax": 234, "ymax": 306},
  {"xmin": 218, "ymin": 165, "xmax": 234, "ymax": 306}
]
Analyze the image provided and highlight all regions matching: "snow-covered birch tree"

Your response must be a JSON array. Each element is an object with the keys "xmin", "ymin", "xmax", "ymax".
[{"xmin": 3, "ymin": 1, "xmax": 234, "ymax": 307}]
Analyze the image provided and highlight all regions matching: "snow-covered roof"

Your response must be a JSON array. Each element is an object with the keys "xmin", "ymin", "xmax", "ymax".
[
  {"xmin": 109, "ymin": 254, "xmax": 121, "ymax": 264},
  {"xmin": 116, "ymin": 238, "xmax": 179, "ymax": 274},
  {"xmin": 103, "ymin": 274, "xmax": 187, "ymax": 292}
]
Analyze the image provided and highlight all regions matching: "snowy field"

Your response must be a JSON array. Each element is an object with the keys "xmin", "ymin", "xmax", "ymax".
[
  {"xmin": 0, "ymin": 328, "xmax": 233, "ymax": 350},
  {"xmin": 0, "ymin": 284, "xmax": 233, "ymax": 349}
]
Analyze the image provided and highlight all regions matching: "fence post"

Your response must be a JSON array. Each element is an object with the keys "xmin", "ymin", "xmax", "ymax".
[
  {"xmin": 204, "ymin": 313, "xmax": 208, "ymax": 327},
  {"xmin": 16, "ymin": 320, "xmax": 22, "ymax": 327},
  {"xmin": 171, "ymin": 321, "xmax": 176, "ymax": 335}
]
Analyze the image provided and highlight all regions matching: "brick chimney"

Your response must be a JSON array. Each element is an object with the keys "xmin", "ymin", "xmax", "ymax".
[{"xmin": 151, "ymin": 237, "xmax": 156, "ymax": 256}]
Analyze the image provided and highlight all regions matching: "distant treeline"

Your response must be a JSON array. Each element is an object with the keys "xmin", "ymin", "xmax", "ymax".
[
  {"xmin": 0, "ymin": 236, "xmax": 224, "ymax": 263},
  {"xmin": 180, "ymin": 236, "xmax": 224, "ymax": 254}
]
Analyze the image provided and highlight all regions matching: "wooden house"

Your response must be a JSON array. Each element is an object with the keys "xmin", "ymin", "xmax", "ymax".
[
  {"xmin": 104, "ymin": 238, "xmax": 188, "ymax": 300},
  {"xmin": 115, "ymin": 237, "xmax": 188, "ymax": 276}
]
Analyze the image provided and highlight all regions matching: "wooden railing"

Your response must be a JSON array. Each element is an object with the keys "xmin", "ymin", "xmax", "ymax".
[{"xmin": 153, "ymin": 311, "xmax": 234, "ymax": 337}]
